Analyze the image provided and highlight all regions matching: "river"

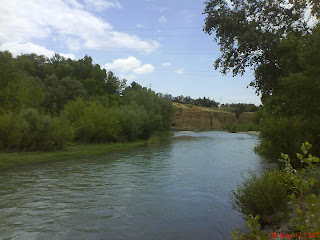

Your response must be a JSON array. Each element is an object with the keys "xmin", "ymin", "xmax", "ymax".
[{"xmin": 0, "ymin": 131, "xmax": 264, "ymax": 240}]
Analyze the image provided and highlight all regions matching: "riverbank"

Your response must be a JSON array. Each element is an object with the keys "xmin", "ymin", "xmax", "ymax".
[{"xmin": 0, "ymin": 141, "xmax": 147, "ymax": 169}]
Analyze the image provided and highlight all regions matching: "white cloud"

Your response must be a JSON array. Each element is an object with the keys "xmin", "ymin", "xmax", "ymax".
[
  {"xmin": 104, "ymin": 57, "xmax": 154, "ymax": 77},
  {"xmin": 175, "ymin": 68, "xmax": 184, "ymax": 74},
  {"xmin": 83, "ymin": 0, "xmax": 122, "ymax": 12},
  {"xmin": 0, "ymin": 41, "xmax": 75, "ymax": 59},
  {"xmin": 104, "ymin": 56, "xmax": 142, "ymax": 72},
  {"xmin": 158, "ymin": 16, "xmax": 167, "ymax": 24},
  {"xmin": 136, "ymin": 24, "xmax": 144, "ymax": 28},
  {"xmin": 162, "ymin": 62, "xmax": 171, "ymax": 67},
  {"xmin": 0, "ymin": 0, "xmax": 159, "ymax": 56},
  {"xmin": 133, "ymin": 64, "xmax": 154, "ymax": 74}
]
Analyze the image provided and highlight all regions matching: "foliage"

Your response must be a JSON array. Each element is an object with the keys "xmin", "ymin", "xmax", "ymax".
[
  {"xmin": 281, "ymin": 142, "xmax": 320, "ymax": 233},
  {"xmin": 232, "ymin": 169, "xmax": 292, "ymax": 225},
  {"xmin": 0, "ymin": 51, "xmax": 174, "ymax": 151},
  {"xmin": 170, "ymin": 94, "xmax": 219, "ymax": 108},
  {"xmin": 233, "ymin": 142, "xmax": 320, "ymax": 239},
  {"xmin": 61, "ymin": 98, "xmax": 121, "ymax": 143},
  {"xmin": 232, "ymin": 215, "xmax": 269, "ymax": 240},
  {"xmin": 122, "ymin": 82, "xmax": 174, "ymax": 139},
  {"xmin": 203, "ymin": 0, "xmax": 318, "ymax": 100},
  {"xmin": 0, "ymin": 109, "xmax": 73, "ymax": 151},
  {"xmin": 257, "ymin": 115, "xmax": 320, "ymax": 166},
  {"xmin": 253, "ymin": 25, "xmax": 320, "ymax": 160}
]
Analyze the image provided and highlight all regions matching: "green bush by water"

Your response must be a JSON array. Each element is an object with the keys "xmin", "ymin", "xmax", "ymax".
[
  {"xmin": 232, "ymin": 169, "xmax": 292, "ymax": 225},
  {"xmin": 0, "ymin": 109, "xmax": 73, "ymax": 151}
]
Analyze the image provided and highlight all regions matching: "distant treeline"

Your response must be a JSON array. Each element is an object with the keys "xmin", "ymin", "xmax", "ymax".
[
  {"xmin": 0, "ymin": 51, "xmax": 174, "ymax": 152},
  {"xmin": 166, "ymin": 94, "xmax": 258, "ymax": 112}
]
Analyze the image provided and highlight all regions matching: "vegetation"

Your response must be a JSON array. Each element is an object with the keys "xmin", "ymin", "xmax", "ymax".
[
  {"xmin": 0, "ymin": 51, "xmax": 174, "ymax": 153},
  {"xmin": 204, "ymin": 0, "xmax": 320, "ymax": 163},
  {"xmin": 0, "ymin": 141, "xmax": 147, "ymax": 169},
  {"xmin": 169, "ymin": 94, "xmax": 219, "ymax": 108},
  {"xmin": 232, "ymin": 169, "xmax": 292, "ymax": 225},
  {"xmin": 232, "ymin": 142, "xmax": 320, "ymax": 239}
]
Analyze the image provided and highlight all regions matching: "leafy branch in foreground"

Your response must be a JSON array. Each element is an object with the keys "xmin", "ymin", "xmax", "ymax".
[{"xmin": 232, "ymin": 142, "xmax": 320, "ymax": 239}]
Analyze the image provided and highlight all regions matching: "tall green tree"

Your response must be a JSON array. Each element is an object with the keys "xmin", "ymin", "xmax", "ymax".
[{"xmin": 203, "ymin": 0, "xmax": 319, "ymax": 101}]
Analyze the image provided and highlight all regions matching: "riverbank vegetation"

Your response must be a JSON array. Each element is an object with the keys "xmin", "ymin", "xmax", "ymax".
[
  {"xmin": 203, "ymin": 0, "xmax": 320, "ymax": 237},
  {"xmin": 0, "ymin": 51, "xmax": 174, "ymax": 154},
  {"xmin": 0, "ymin": 141, "xmax": 148, "ymax": 169},
  {"xmin": 232, "ymin": 143, "xmax": 320, "ymax": 239}
]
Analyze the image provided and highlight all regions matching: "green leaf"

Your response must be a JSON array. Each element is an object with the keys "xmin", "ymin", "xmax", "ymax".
[
  {"xmin": 301, "ymin": 143, "xmax": 307, "ymax": 154},
  {"xmin": 281, "ymin": 153, "xmax": 289, "ymax": 160},
  {"xmin": 308, "ymin": 177, "xmax": 317, "ymax": 186},
  {"xmin": 297, "ymin": 153, "xmax": 303, "ymax": 160},
  {"xmin": 289, "ymin": 193, "xmax": 296, "ymax": 200}
]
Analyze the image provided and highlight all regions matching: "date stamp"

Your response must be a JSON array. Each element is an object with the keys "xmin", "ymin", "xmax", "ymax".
[{"xmin": 271, "ymin": 232, "xmax": 320, "ymax": 239}]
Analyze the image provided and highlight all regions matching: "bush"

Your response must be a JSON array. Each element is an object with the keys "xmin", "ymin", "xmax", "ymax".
[
  {"xmin": 233, "ymin": 142, "xmax": 320, "ymax": 239},
  {"xmin": 0, "ymin": 109, "xmax": 73, "ymax": 151},
  {"xmin": 62, "ymin": 98, "xmax": 121, "ymax": 143},
  {"xmin": 232, "ymin": 169, "xmax": 292, "ymax": 225},
  {"xmin": 118, "ymin": 104, "xmax": 148, "ymax": 141},
  {"xmin": 256, "ymin": 115, "xmax": 320, "ymax": 166}
]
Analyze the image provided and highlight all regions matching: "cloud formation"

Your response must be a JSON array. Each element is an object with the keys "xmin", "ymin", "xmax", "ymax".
[
  {"xmin": 104, "ymin": 57, "xmax": 154, "ymax": 78},
  {"xmin": 0, "ymin": 41, "xmax": 75, "ymax": 59},
  {"xmin": 0, "ymin": 0, "xmax": 159, "ymax": 57},
  {"xmin": 83, "ymin": 0, "xmax": 122, "ymax": 12}
]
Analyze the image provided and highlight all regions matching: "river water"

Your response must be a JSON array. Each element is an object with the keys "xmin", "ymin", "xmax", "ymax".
[{"xmin": 0, "ymin": 131, "xmax": 264, "ymax": 240}]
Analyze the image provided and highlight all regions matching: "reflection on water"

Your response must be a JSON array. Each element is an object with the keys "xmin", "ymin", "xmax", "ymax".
[{"xmin": 0, "ymin": 131, "xmax": 263, "ymax": 240}]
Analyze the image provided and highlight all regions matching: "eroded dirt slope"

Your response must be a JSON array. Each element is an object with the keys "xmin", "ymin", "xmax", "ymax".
[{"xmin": 171, "ymin": 102, "xmax": 254, "ymax": 131}]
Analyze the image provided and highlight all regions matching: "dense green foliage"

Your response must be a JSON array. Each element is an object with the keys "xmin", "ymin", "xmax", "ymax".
[
  {"xmin": 0, "ymin": 109, "xmax": 73, "ymax": 151},
  {"xmin": 256, "ymin": 25, "xmax": 320, "ymax": 163},
  {"xmin": 232, "ymin": 169, "xmax": 292, "ymax": 225},
  {"xmin": 0, "ymin": 51, "xmax": 174, "ymax": 151},
  {"xmin": 204, "ymin": 0, "xmax": 320, "ymax": 161},
  {"xmin": 233, "ymin": 143, "xmax": 320, "ymax": 239}
]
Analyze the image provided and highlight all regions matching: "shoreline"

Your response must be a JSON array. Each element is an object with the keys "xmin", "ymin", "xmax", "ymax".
[{"xmin": 0, "ymin": 140, "xmax": 147, "ymax": 170}]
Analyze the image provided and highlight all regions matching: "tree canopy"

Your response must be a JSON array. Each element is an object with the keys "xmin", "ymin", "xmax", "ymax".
[{"xmin": 203, "ymin": 0, "xmax": 319, "ymax": 100}]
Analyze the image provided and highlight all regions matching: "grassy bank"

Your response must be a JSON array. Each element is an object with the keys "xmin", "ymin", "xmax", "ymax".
[{"xmin": 0, "ymin": 140, "xmax": 147, "ymax": 169}]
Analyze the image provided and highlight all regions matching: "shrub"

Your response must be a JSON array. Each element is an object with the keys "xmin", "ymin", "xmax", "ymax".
[
  {"xmin": 232, "ymin": 169, "xmax": 292, "ymax": 225},
  {"xmin": 233, "ymin": 142, "xmax": 320, "ymax": 239},
  {"xmin": 0, "ymin": 109, "xmax": 73, "ymax": 151},
  {"xmin": 62, "ymin": 98, "xmax": 121, "ymax": 143},
  {"xmin": 118, "ymin": 105, "xmax": 148, "ymax": 141}
]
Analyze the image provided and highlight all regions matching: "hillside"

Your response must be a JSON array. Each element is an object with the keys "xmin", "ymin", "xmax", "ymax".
[{"xmin": 171, "ymin": 102, "xmax": 255, "ymax": 131}]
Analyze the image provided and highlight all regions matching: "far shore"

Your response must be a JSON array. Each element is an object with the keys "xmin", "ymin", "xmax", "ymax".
[{"xmin": 0, "ymin": 141, "xmax": 147, "ymax": 170}]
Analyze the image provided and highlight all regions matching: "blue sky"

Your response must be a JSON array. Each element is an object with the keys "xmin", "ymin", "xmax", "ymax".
[{"xmin": 0, "ymin": 0, "xmax": 261, "ymax": 105}]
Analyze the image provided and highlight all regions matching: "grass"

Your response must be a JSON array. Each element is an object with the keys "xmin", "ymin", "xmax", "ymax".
[{"xmin": 0, "ymin": 140, "xmax": 147, "ymax": 169}]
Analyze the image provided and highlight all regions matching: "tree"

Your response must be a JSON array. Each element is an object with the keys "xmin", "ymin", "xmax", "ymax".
[
  {"xmin": 105, "ymin": 71, "xmax": 126, "ymax": 95},
  {"xmin": 203, "ymin": 0, "xmax": 319, "ymax": 100}
]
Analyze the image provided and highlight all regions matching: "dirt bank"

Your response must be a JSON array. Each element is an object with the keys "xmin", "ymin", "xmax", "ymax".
[{"xmin": 171, "ymin": 102, "xmax": 255, "ymax": 131}]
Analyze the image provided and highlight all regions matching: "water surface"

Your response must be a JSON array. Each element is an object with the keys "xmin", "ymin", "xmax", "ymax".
[{"xmin": 0, "ymin": 131, "xmax": 263, "ymax": 240}]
